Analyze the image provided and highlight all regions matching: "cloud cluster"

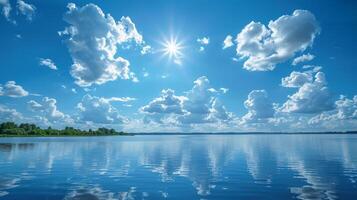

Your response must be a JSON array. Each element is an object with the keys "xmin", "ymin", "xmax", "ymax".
[
  {"xmin": 39, "ymin": 58, "xmax": 57, "ymax": 70},
  {"xmin": 0, "ymin": 105, "xmax": 22, "ymax": 122},
  {"xmin": 60, "ymin": 3, "xmax": 144, "ymax": 87},
  {"xmin": 309, "ymin": 95, "xmax": 357, "ymax": 125},
  {"xmin": 281, "ymin": 71, "xmax": 334, "ymax": 114},
  {"xmin": 0, "ymin": 81, "xmax": 29, "ymax": 97},
  {"xmin": 197, "ymin": 37, "xmax": 210, "ymax": 51},
  {"xmin": 242, "ymin": 90, "xmax": 275, "ymax": 123},
  {"xmin": 77, "ymin": 94, "xmax": 126, "ymax": 124},
  {"xmin": 141, "ymin": 76, "xmax": 233, "ymax": 126},
  {"xmin": 292, "ymin": 53, "xmax": 315, "ymax": 66},
  {"xmin": 235, "ymin": 10, "xmax": 319, "ymax": 71},
  {"xmin": 0, "ymin": 0, "xmax": 36, "ymax": 22},
  {"xmin": 17, "ymin": 0, "xmax": 36, "ymax": 21},
  {"xmin": 28, "ymin": 97, "xmax": 71, "ymax": 123}
]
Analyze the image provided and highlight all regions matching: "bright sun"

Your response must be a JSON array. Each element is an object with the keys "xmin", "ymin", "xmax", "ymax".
[{"xmin": 162, "ymin": 37, "xmax": 183, "ymax": 63}]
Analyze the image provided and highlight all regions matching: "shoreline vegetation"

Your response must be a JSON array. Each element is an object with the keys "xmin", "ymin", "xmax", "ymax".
[
  {"xmin": 0, "ymin": 122, "xmax": 129, "ymax": 137},
  {"xmin": 0, "ymin": 122, "xmax": 357, "ymax": 137}
]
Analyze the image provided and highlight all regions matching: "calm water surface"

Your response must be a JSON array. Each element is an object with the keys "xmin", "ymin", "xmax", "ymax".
[{"xmin": 0, "ymin": 134, "xmax": 357, "ymax": 200}]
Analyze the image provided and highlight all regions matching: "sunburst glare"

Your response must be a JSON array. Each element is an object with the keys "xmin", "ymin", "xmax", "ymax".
[{"xmin": 160, "ymin": 37, "xmax": 184, "ymax": 64}]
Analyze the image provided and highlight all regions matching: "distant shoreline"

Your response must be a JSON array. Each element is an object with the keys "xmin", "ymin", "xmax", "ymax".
[
  {"xmin": 133, "ymin": 131, "xmax": 357, "ymax": 135},
  {"xmin": 1, "ymin": 132, "xmax": 356, "ymax": 138}
]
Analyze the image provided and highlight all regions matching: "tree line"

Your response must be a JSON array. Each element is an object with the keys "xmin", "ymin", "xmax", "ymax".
[{"xmin": 0, "ymin": 122, "xmax": 127, "ymax": 136}]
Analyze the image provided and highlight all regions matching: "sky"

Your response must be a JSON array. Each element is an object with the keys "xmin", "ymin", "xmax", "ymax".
[{"xmin": 0, "ymin": 0, "xmax": 357, "ymax": 132}]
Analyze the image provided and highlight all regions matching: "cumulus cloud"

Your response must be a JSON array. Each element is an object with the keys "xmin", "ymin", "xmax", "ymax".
[
  {"xmin": 0, "ymin": 81, "xmax": 29, "ymax": 97},
  {"xmin": 77, "ymin": 94, "xmax": 126, "ymax": 124},
  {"xmin": 223, "ymin": 35, "xmax": 234, "ymax": 49},
  {"xmin": 17, "ymin": 0, "xmax": 36, "ymax": 21},
  {"xmin": 292, "ymin": 53, "xmax": 315, "ymax": 66},
  {"xmin": 141, "ymin": 89, "xmax": 186, "ymax": 124},
  {"xmin": 141, "ymin": 76, "xmax": 233, "ymax": 126},
  {"xmin": 309, "ymin": 95, "xmax": 357, "ymax": 124},
  {"xmin": 39, "ymin": 58, "xmax": 57, "ymax": 70},
  {"xmin": 60, "ymin": 3, "xmax": 144, "ymax": 87},
  {"xmin": 197, "ymin": 37, "xmax": 210, "ymax": 51},
  {"xmin": 281, "ymin": 71, "xmax": 334, "ymax": 114},
  {"xmin": 235, "ymin": 10, "xmax": 320, "ymax": 71},
  {"xmin": 27, "ymin": 97, "xmax": 71, "ymax": 123},
  {"xmin": 242, "ymin": 90, "xmax": 275, "ymax": 123},
  {"xmin": 0, "ymin": 105, "xmax": 22, "ymax": 122},
  {"xmin": 281, "ymin": 71, "xmax": 313, "ymax": 88}
]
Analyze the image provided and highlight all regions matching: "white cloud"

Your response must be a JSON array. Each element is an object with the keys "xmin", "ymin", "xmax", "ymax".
[
  {"xmin": 27, "ymin": 97, "xmax": 72, "ymax": 123},
  {"xmin": 235, "ymin": 10, "xmax": 320, "ymax": 71},
  {"xmin": 222, "ymin": 35, "xmax": 234, "ymax": 49},
  {"xmin": 220, "ymin": 88, "xmax": 229, "ymax": 94},
  {"xmin": 104, "ymin": 97, "xmax": 136, "ymax": 102},
  {"xmin": 0, "ymin": 0, "xmax": 11, "ymax": 20},
  {"xmin": 39, "ymin": 58, "xmax": 57, "ymax": 70},
  {"xmin": 281, "ymin": 71, "xmax": 313, "ymax": 88},
  {"xmin": 242, "ymin": 90, "xmax": 275, "ymax": 123},
  {"xmin": 197, "ymin": 37, "xmax": 210, "ymax": 45},
  {"xmin": 17, "ymin": 0, "xmax": 35, "ymax": 21},
  {"xmin": 197, "ymin": 37, "xmax": 210, "ymax": 51},
  {"xmin": 141, "ymin": 76, "xmax": 233, "ymax": 126},
  {"xmin": 60, "ymin": 3, "xmax": 144, "ymax": 87},
  {"xmin": 0, "ymin": 81, "xmax": 29, "ymax": 97},
  {"xmin": 292, "ymin": 53, "xmax": 315, "ymax": 66},
  {"xmin": 281, "ymin": 71, "xmax": 334, "ymax": 114},
  {"xmin": 309, "ymin": 95, "xmax": 357, "ymax": 124},
  {"xmin": 0, "ymin": 105, "xmax": 22, "ymax": 122},
  {"xmin": 141, "ymin": 45, "xmax": 152, "ymax": 55},
  {"xmin": 77, "ymin": 94, "xmax": 126, "ymax": 124}
]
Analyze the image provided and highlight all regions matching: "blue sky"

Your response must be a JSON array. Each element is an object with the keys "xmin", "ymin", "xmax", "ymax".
[{"xmin": 0, "ymin": 0, "xmax": 357, "ymax": 132}]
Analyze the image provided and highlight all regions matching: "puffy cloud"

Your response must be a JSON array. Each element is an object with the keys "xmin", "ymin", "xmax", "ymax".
[
  {"xmin": 141, "ymin": 76, "xmax": 233, "ymax": 126},
  {"xmin": 77, "ymin": 94, "xmax": 126, "ymax": 124},
  {"xmin": 17, "ymin": 0, "xmax": 36, "ymax": 21},
  {"xmin": 0, "ymin": 81, "xmax": 29, "ymax": 97},
  {"xmin": 281, "ymin": 72, "xmax": 334, "ymax": 114},
  {"xmin": 281, "ymin": 71, "xmax": 313, "ymax": 88},
  {"xmin": 141, "ymin": 89, "xmax": 185, "ymax": 115},
  {"xmin": 223, "ymin": 35, "xmax": 234, "ymax": 49},
  {"xmin": 334, "ymin": 95, "xmax": 357, "ymax": 120},
  {"xmin": 60, "ymin": 3, "xmax": 144, "ymax": 87},
  {"xmin": 292, "ymin": 53, "xmax": 315, "ymax": 66},
  {"xmin": 27, "ymin": 97, "xmax": 71, "ymax": 123},
  {"xmin": 0, "ymin": 105, "xmax": 22, "ymax": 122},
  {"xmin": 235, "ymin": 10, "xmax": 320, "ymax": 71},
  {"xmin": 197, "ymin": 37, "xmax": 210, "ymax": 51},
  {"xmin": 242, "ymin": 90, "xmax": 275, "ymax": 123},
  {"xmin": 309, "ymin": 95, "xmax": 357, "ymax": 125},
  {"xmin": 39, "ymin": 58, "xmax": 57, "ymax": 70}
]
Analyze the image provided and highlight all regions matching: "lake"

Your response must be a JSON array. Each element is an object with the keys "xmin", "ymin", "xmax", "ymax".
[{"xmin": 0, "ymin": 134, "xmax": 357, "ymax": 199}]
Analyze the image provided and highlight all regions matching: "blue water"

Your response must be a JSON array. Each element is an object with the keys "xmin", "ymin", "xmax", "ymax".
[{"xmin": 0, "ymin": 135, "xmax": 357, "ymax": 200}]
